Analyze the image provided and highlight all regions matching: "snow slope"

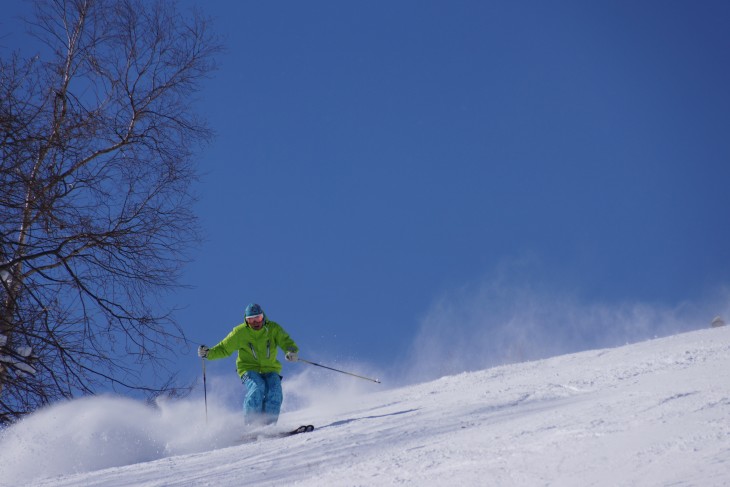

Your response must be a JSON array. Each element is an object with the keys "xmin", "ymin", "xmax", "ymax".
[{"xmin": 2, "ymin": 326, "xmax": 729, "ymax": 486}]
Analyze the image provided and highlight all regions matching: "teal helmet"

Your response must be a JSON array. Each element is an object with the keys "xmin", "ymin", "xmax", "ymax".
[{"xmin": 245, "ymin": 303, "xmax": 264, "ymax": 318}]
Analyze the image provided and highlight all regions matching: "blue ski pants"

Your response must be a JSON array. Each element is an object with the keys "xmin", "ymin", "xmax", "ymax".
[{"xmin": 241, "ymin": 371, "xmax": 283, "ymax": 425}]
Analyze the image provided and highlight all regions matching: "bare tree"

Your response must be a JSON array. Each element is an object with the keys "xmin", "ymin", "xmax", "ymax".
[{"xmin": 0, "ymin": 0, "xmax": 221, "ymax": 424}]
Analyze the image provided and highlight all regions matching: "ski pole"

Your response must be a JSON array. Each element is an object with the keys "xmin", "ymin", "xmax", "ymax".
[
  {"xmin": 202, "ymin": 358, "xmax": 208, "ymax": 424},
  {"xmin": 299, "ymin": 358, "xmax": 381, "ymax": 384}
]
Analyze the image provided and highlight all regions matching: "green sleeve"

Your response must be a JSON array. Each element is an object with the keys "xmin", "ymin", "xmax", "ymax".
[
  {"xmin": 276, "ymin": 325, "xmax": 298, "ymax": 353},
  {"xmin": 207, "ymin": 327, "xmax": 242, "ymax": 360}
]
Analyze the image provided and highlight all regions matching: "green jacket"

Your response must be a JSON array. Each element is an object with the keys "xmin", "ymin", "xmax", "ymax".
[{"xmin": 206, "ymin": 320, "xmax": 298, "ymax": 376}]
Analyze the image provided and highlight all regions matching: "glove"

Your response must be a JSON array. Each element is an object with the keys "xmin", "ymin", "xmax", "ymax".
[
  {"xmin": 197, "ymin": 345, "xmax": 209, "ymax": 358},
  {"xmin": 285, "ymin": 350, "xmax": 298, "ymax": 362}
]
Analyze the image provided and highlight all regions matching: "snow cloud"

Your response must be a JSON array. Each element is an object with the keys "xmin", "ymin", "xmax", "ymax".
[
  {"xmin": 284, "ymin": 361, "xmax": 383, "ymax": 415},
  {"xmin": 0, "ymin": 362, "xmax": 384, "ymax": 484},
  {"xmin": 402, "ymin": 273, "xmax": 730, "ymax": 384},
  {"xmin": 0, "ymin": 393, "xmax": 247, "ymax": 484}
]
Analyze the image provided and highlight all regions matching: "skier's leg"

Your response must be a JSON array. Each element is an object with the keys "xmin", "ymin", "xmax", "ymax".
[
  {"xmin": 242, "ymin": 371, "xmax": 266, "ymax": 425},
  {"xmin": 261, "ymin": 373, "xmax": 283, "ymax": 425}
]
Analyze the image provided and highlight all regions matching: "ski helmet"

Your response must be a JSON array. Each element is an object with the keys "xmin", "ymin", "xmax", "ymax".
[{"xmin": 245, "ymin": 303, "xmax": 264, "ymax": 318}]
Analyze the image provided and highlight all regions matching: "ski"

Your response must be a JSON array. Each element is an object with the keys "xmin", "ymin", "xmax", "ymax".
[
  {"xmin": 281, "ymin": 424, "xmax": 315, "ymax": 437},
  {"xmin": 237, "ymin": 424, "xmax": 314, "ymax": 443}
]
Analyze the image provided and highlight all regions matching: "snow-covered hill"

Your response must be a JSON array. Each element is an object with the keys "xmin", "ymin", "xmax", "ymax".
[{"xmin": 2, "ymin": 326, "xmax": 729, "ymax": 486}]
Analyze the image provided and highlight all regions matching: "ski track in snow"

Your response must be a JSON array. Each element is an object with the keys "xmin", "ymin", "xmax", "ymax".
[{"xmin": 2, "ymin": 327, "xmax": 729, "ymax": 486}]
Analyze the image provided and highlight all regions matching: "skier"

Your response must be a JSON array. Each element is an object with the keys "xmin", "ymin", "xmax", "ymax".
[{"xmin": 198, "ymin": 303, "xmax": 299, "ymax": 426}]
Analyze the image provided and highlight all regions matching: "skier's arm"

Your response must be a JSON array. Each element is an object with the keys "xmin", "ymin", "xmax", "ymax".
[
  {"xmin": 276, "ymin": 326, "xmax": 298, "ymax": 354},
  {"xmin": 206, "ymin": 329, "xmax": 242, "ymax": 360}
]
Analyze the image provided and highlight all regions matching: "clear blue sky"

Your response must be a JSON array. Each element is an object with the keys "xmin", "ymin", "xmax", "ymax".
[
  {"xmin": 180, "ymin": 0, "xmax": 730, "ymax": 379},
  {"xmin": 6, "ymin": 1, "xmax": 730, "ymax": 386}
]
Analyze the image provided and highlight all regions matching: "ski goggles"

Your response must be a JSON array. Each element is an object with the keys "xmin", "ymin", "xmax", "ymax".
[{"xmin": 246, "ymin": 314, "xmax": 264, "ymax": 324}]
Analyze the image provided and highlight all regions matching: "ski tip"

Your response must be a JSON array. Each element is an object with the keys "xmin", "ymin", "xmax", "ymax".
[{"xmin": 284, "ymin": 424, "xmax": 315, "ymax": 436}]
